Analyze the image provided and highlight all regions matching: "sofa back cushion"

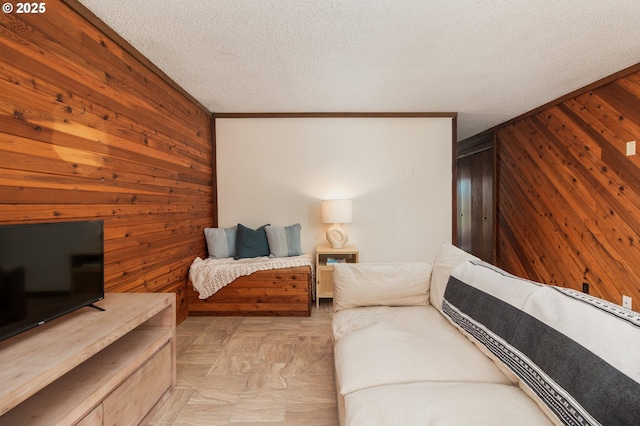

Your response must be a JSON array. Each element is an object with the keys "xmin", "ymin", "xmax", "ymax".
[
  {"xmin": 429, "ymin": 242, "xmax": 479, "ymax": 313},
  {"xmin": 443, "ymin": 260, "xmax": 640, "ymax": 425},
  {"xmin": 333, "ymin": 263, "xmax": 432, "ymax": 312}
]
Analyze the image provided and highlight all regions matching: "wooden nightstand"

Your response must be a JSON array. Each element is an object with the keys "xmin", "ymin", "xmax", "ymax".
[{"xmin": 315, "ymin": 245, "xmax": 359, "ymax": 308}]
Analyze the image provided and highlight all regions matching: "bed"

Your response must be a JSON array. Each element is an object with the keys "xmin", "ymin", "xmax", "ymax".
[{"xmin": 187, "ymin": 254, "xmax": 314, "ymax": 316}]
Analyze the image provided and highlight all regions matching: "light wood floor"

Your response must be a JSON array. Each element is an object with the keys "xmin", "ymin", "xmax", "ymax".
[{"xmin": 149, "ymin": 300, "xmax": 337, "ymax": 426}]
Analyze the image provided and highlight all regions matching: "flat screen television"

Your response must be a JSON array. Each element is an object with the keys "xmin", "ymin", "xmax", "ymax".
[{"xmin": 0, "ymin": 220, "xmax": 104, "ymax": 342}]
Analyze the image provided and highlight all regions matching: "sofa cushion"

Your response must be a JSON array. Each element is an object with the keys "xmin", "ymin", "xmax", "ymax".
[
  {"xmin": 344, "ymin": 381, "xmax": 554, "ymax": 426},
  {"xmin": 429, "ymin": 242, "xmax": 479, "ymax": 312},
  {"xmin": 333, "ymin": 263, "xmax": 432, "ymax": 312},
  {"xmin": 333, "ymin": 305, "xmax": 512, "ymax": 396},
  {"xmin": 443, "ymin": 260, "xmax": 640, "ymax": 425}
]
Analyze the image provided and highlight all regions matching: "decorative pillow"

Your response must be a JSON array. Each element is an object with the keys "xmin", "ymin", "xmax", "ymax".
[
  {"xmin": 204, "ymin": 226, "xmax": 237, "ymax": 258},
  {"xmin": 234, "ymin": 223, "xmax": 270, "ymax": 259},
  {"xmin": 443, "ymin": 260, "xmax": 640, "ymax": 425},
  {"xmin": 265, "ymin": 224, "xmax": 302, "ymax": 258},
  {"xmin": 333, "ymin": 262, "xmax": 433, "ymax": 312}
]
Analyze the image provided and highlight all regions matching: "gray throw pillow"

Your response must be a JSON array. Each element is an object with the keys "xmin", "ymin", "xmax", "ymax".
[
  {"xmin": 204, "ymin": 226, "xmax": 236, "ymax": 258},
  {"xmin": 265, "ymin": 224, "xmax": 302, "ymax": 258}
]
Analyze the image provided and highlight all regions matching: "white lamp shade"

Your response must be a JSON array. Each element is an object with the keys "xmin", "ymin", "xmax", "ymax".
[{"xmin": 321, "ymin": 199, "xmax": 353, "ymax": 224}]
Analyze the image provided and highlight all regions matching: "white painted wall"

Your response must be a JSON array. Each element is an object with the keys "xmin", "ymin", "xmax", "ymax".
[{"xmin": 216, "ymin": 117, "xmax": 453, "ymax": 263}]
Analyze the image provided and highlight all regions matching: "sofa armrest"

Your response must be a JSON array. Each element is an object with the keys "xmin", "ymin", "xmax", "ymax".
[
  {"xmin": 333, "ymin": 262, "xmax": 432, "ymax": 312},
  {"xmin": 429, "ymin": 242, "xmax": 479, "ymax": 312}
]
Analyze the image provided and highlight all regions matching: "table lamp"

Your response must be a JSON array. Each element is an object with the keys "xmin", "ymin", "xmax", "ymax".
[{"xmin": 321, "ymin": 199, "xmax": 352, "ymax": 249}]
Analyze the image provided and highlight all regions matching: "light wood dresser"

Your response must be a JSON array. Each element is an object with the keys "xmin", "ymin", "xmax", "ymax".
[{"xmin": 0, "ymin": 293, "xmax": 176, "ymax": 425}]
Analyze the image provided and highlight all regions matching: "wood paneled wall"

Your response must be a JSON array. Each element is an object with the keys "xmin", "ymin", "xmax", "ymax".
[
  {"xmin": 496, "ymin": 67, "xmax": 640, "ymax": 307},
  {"xmin": 0, "ymin": 1, "xmax": 214, "ymax": 323}
]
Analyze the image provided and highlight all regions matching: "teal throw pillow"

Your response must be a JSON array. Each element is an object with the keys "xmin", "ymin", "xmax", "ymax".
[{"xmin": 234, "ymin": 223, "xmax": 270, "ymax": 259}]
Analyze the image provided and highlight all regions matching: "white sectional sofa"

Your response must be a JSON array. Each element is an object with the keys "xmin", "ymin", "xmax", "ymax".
[{"xmin": 331, "ymin": 243, "xmax": 640, "ymax": 425}]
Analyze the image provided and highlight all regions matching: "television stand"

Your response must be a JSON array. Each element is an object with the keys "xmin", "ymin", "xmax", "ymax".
[{"xmin": 0, "ymin": 293, "xmax": 175, "ymax": 425}]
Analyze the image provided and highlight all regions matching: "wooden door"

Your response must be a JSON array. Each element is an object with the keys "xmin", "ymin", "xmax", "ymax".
[
  {"xmin": 457, "ymin": 155, "xmax": 472, "ymax": 252},
  {"xmin": 456, "ymin": 135, "xmax": 495, "ymax": 262}
]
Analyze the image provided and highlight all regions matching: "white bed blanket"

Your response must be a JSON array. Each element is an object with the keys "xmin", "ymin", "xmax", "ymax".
[{"xmin": 189, "ymin": 254, "xmax": 314, "ymax": 299}]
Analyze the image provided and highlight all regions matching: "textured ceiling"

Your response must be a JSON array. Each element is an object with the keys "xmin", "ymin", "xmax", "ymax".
[{"xmin": 78, "ymin": 0, "xmax": 640, "ymax": 140}]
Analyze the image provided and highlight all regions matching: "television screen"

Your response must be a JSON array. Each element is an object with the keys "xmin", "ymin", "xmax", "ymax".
[{"xmin": 0, "ymin": 220, "xmax": 104, "ymax": 342}]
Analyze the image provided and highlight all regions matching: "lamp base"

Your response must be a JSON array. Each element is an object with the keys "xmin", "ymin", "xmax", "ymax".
[{"xmin": 326, "ymin": 223, "xmax": 348, "ymax": 249}]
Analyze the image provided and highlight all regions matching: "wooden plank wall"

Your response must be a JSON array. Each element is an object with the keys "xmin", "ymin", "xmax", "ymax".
[
  {"xmin": 496, "ymin": 68, "xmax": 640, "ymax": 307},
  {"xmin": 0, "ymin": 1, "xmax": 214, "ymax": 323}
]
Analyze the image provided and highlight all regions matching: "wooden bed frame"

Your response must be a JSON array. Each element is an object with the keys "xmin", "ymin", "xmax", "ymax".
[{"xmin": 187, "ymin": 266, "xmax": 312, "ymax": 317}]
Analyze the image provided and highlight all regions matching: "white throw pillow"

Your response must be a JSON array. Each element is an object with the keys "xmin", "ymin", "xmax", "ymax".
[
  {"xmin": 333, "ymin": 262, "xmax": 432, "ymax": 312},
  {"xmin": 429, "ymin": 242, "xmax": 479, "ymax": 312}
]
